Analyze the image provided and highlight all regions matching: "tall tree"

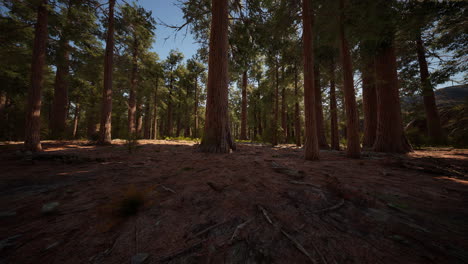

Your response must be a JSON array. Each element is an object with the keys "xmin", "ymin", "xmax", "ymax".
[
  {"xmin": 329, "ymin": 60, "xmax": 340, "ymax": 150},
  {"xmin": 240, "ymin": 70, "xmax": 248, "ymax": 140},
  {"xmin": 24, "ymin": 0, "xmax": 48, "ymax": 152},
  {"xmin": 314, "ymin": 65, "xmax": 329, "ymax": 149},
  {"xmin": 97, "ymin": 0, "xmax": 115, "ymax": 145},
  {"xmin": 302, "ymin": 0, "xmax": 319, "ymax": 160},
  {"xmin": 199, "ymin": 0, "xmax": 235, "ymax": 153},
  {"xmin": 338, "ymin": 0, "xmax": 360, "ymax": 158},
  {"xmin": 361, "ymin": 50, "xmax": 377, "ymax": 149}
]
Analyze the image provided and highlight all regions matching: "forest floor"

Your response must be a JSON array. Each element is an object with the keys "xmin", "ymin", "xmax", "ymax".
[{"xmin": 0, "ymin": 140, "xmax": 467, "ymax": 264}]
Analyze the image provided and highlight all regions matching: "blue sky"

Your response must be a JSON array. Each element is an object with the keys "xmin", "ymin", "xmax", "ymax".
[{"xmin": 138, "ymin": 0, "xmax": 199, "ymax": 62}]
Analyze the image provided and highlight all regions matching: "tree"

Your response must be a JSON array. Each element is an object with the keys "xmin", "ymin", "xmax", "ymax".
[
  {"xmin": 163, "ymin": 50, "xmax": 184, "ymax": 137},
  {"xmin": 97, "ymin": 0, "xmax": 116, "ymax": 145},
  {"xmin": 361, "ymin": 47, "xmax": 377, "ymax": 149},
  {"xmin": 24, "ymin": 0, "xmax": 48, "ymax": 152},
  {"xmin": 199, "ymin": 0, "xmax": 235, "ymax": 153},
  {"xmin": 302, "ymin": 0, "xmax": 319, "ymax": 160},
  {"xmin": 329, "ymin": 60, "xmax": 340, "ymax": 150},
  {"xmin": 187, "ymin": 57, "xmax": 205, "ymax": 138}
]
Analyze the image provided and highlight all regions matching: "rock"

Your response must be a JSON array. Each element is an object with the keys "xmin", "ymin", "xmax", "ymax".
[
  {"xmin": 131, "ymin": 253, "xmax": 149, "ymax": 264},
  {"xmin": 42, "ymin": 202, "xmax": 60, "ymax": 214}
]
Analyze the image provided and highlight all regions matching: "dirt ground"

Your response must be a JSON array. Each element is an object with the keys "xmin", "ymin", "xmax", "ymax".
[{"xmin": 0, "ymin": 140, "xmax": 467, "ymax": 264}]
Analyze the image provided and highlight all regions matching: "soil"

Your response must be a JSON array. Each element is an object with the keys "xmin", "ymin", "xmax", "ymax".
[{"xmin": 0, "ymin": 140, "xmax": 467, "ymax": 264}]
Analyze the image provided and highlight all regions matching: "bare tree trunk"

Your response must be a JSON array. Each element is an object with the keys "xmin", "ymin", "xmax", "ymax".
[
  {"xmin": 51, "ymin": 40, "xmax": 70, "ymax": 139},
  {"xmin": 184, "ymin": 83, "xmax": 191, "ymax": 137},
  {"xmin": 329, "ymin": 61, "xmax": 340, "ymax": 150},
  {"xmin": 152, "ymin": 87, "xmax": 158, "ymax": 139},
  {"xmin": 166, "ymin": 74, "xmax": 174, "ymax": 137},
  {"xmin": 128, "ymin": 37, "xmax": 138, "ymax": 136},
  {"xmin": 272, "ymin": 61, "xmax": 279, "ymax": 146},
  {"xmin": 240, "ymin": 70, "xmax": 248, "ymax": 140},
  {"xmin": 0, "ymin": 91, "xmax": 6, "ymax": 138},
  {"xmin": 314, "ymin": 65, "xmax": 329, "ymax": 149},
  {"xmin": 294, "ymin": 65, "xmax": 301, "ymax": 146},
  {"xmin": 302, "ymin": 0, "xmax": 319, "ymax": 160},
  {"xmin": 193, "ymin": 75, "xmax": 199, "ymax": 138},
  {"xmin": 199, "ymin": 0, "xmax": 235, "ymax": 153},
  {"xmin": 144, "ymin": 98, "xmax": 151, "ymax": 139},
  {"xmin": 72, "ymin": 99, "xmax": 80, "ymax": 138},
  {"xmin": 416, "ymin": 32, "xmax": 445, "ymax": 145},
  {"xmin": 98, "ymin": 0, "xmax": 115, "ymax": 145},
  {"xmin": 24, "ymin": 0, "xmax": 48, "ymax": 152},
  {"xmin": 373, "ymin": 43, "xmax": 412, "ymax": 153},
  {"xmin": 136, "ymin": 103, "xmax": 143, "ymax": 138},
  {"xmin": 281, "ymin": 67, "xmax": 287, "ymax": 142},
  {"xmin": 361, "ymin": 53, "xmax": 377, "ymax": 148},
  {"xmin": 339, "ymin": 0, "xmax": 360, "ymax": 158}
]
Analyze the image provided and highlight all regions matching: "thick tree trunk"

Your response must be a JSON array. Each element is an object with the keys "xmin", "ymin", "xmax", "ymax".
[
  {"xmin": 143, "ymin": 97, "xmax": 151, "ymax": 139},
  {"xmin": 416, "ymin": 33, "xmax": 445, "ymax": 145},
  {"xmin": 361, "ymin": 54, "xmax": 377, "ymax": 148},
  {"xmin": 314, "ymin": 65, "xmax": 329, "ymax": 149},
  {"xmin": 339, "ymin": 1, "xmax": 360, "ymax": 158},
  {"xmin": 302, "ymin": 0, "xmax": 319, "ymax": 160},
  {"xmin": 136, "ymin": 103, "xmax": 143, "ymax": 137},
  {"xmin": 98, "ymin": 0, "xmax": 115, "ymax": 145},
  {"xmin": 199, "ymin": 0, "xmax": 235, "ymax": 153},
  {"xmin": 72, "ymin": 100, "xmax": 80, "ymax": 138},
  {"xmin": 373, "ymin": 43, "xmax": 412, "ymax": 153},
  {"xmin": 24, "ymin": 0, "xmax": 48, "ymax": 152},
  {"xmin": 294, "ymin": 65, "xmax": 301, "ymax": 146},
  {"xmin": 329, "ymin": 61, "xmax": 340, "ymax": 150},
  {"xmin": 51, "ymin": 40, "xmax": 70, "ymax": 139},
  {"xmin": 193, "ymin": 75, "xmax": 199, "ymax": 138},
  {"xmin": 128, "ymin": 37, "xmax": 138, "ymax": 136},
  {"xmin": 240, "ymin": 70, "xmax": 248, "ymax": 140}
]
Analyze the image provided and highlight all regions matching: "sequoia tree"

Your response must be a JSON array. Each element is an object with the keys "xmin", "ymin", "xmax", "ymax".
[
  {"xmin": 199, "ymin": 0, "xmax": 236, "ymax": 153},
  {"xmin": 24, "ymin": 0, "xmax": 48, "ymax": 152}
]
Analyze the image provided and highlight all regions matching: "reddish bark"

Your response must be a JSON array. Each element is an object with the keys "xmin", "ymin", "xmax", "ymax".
[
  {"xmin": 373, "ymin": 43, "xmax": 412, "ymax": 153},
  {"xmin": 24, "ymin": 0, "xmax": 48, "ymax": 152},
  {"xmin": 281, "ymin": 68, "xmax": 287, "ymax": 142},
  {"xmin": 152, "ymin": 81, "xmax": 159, "ymax": 139},
  {"xmin": 338, "ymin": 0, "xmax": 360, "ymax": 158},
  {"xmin": 72, "ymin": 100, "xmax": 80, "ymax": 138},
  {"xmin": 416, "ymin": 33, "xmax": 445, "ymax": 144},
  {"xmin": 98, "ymin": 0, "xmax": 115, "ymax": 145},
  {"xmin": 240, "ymin": 70, "xmax": 248, "ymax": 140},
  {"xmin": 329, "ymin": 61, "xmax": 340, "ymax": 151},
  {"xmin": 193, "ymin": 76, "xmax": 199, "ymax": 138},
  {"xmin": 302, "ymin": 0, "xmax": 319, "ymax": 160},
  {"xmin": 199, "ymin": 0, "xmax": 235, "ymax": 153},
  {"xmin": 361, "ymin": 54, "xmax": 377, "ymax": 148}
]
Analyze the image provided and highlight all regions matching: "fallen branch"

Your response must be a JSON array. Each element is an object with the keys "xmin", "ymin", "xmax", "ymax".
[
  {"xmin": 161, "ymin": 185, "xmax": 176, "ymax": 194},
  {"xmin": 230, "ymin": 219, "xmax": 253, "ymax": 242},
  {"xmin": 257, "ymin": 205, "xmax": 273, "ymax": 225},
  {"xmin": 312, "ymin": 199, "xmax": 345, "ymax": 214},
  {"xmin": 281, "ymin": 229, "xmax": 318, "ymax": 264}
]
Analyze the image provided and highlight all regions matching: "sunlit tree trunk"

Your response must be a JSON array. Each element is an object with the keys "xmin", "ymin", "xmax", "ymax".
[
  {"xmin": 329, "ymin": 61, "xmax": 340, "ymax": 150},
  {"xmin": 24, "ymin": 0, "xmax": 48, "ymax": 152},
  {"xmin": 361, "ymin": 53, "xmax": 377, "ymax": 148},
  {"xmin": 98, "ymin": 0, "xmax": 115, "ymax": 145},
  {"xmin": 416, "ymin": 32, "xmax": 445, "ymax": 145},
  {"xmin": 373, "ymin": 42, "xmax": 412, "ymax": 153},
  {"xmin": 199, "ymin": 0, "xmax": 235, "ymax": 153},
  {"xmin": 302, "ymin": 0, "xmax": 319, "ymax": 160},
  {"xmin": 338, "ymin": 0, "xmax": 360, "ymax": 158},
  {"xmin": 314, "ymin": 65, "xmax": 329, "ymax": 149},
  {"xmin": 240, "ymin": 70, "xmax": 248, "ymax": 140},
  {"xmin": 294, "ymin": 64, "xmax": 301, "ymax": 146},
  {"xmin": 72, "ymin": 99, "xmax": 80, "ymax": 138}
]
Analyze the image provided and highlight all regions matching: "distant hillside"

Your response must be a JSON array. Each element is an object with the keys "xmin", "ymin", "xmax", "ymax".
[{"xmin": 435, "ymin": 84, "xmax": 468, "ymax": 107}]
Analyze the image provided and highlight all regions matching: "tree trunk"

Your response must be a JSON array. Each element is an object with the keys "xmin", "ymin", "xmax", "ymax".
[
  {"xmin": 329, "ymin": 61, "xmax": 340, "ymax": 150},
  {"xmin": 240, "ymin": 70, "xmax": 248, "ymax": 140},
  {"xmin": 193, "ymin": 75, "xmax": 199, "ymax": 138},
  {"xmin": 72, "ymin": 100, "xmax": 80, "ymax": 138},
  {"xmin": 272, "ymin": 61, "xmax": 279, "ymax": 146},
  {"xmin": 416, "ymin": 33, "xmax": 445, "ymax": 144},
  {"xmin": 302, "ymin": 0, "xmax": 319, "ymax": 160},
  {"xmin": 98, "ymin": 0, "xmax": 115, "ymax": 145},
  {"xmin": 128, "ymin": 36, "xmax": 138, "ymax": 136},
  {"xmin": 0, "ymin": 91, "xmax": 6, "ymax": 138},
  {"xmin": 314, "ymin": 65, "xmax": 329, "ymax": 149},
  {"xmin": 153, "ymin": 81, "xmax": 159, "ymax": 139},
  {"xmin": 339, "ymin": 0, "xmax": 360, "ymax": 158},
  {"xmin": 294, "ymin": 65, "xmax": 301, "ymax": 146},
  {"xmin": 184, "ymin": 83, "xmax": 191, "ymax": 137},
  {"xmin": 166, "ymin": 74, "xmax": 173, "ymax": 137},
  {"xmin": 361, "ymin": 53, "xmax": 377, "ymax": 148},
  {"xmin": 373, "ymin": 42, "xmax": 412, "ymax": 153},
  {"xmin": 51, "ymin": 40, "xmax": 70, "ymax": 139},
  {"xmin": 199, "ymin": 0, "xmax": 235, "ymax": 153},
  {"xmin": 281, "ymin": 67, "xmax": 287, "ymax": 142},
  {"xmin": 24, "ymin": 0, "xmax": 48, "ymax": 152}
]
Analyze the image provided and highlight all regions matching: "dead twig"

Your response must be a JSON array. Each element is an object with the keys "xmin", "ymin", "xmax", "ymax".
[
  {"xmin": 193, "ymin": 221, "xmax": 227, "ymax": 238},
  {"xmin": 157, "ymin": 239, "xmax": 207, "ymax": 262},
  {"xmin": 257, "ymin": 205, "xmax": 273, "ymax": 225},
  {"xmin": 161, "ymin": 185, "xmax": 176, "ymax": 194},
  {"xmin": 281, "ymin": 229, "xmax": 318, "ymax": 264},
  {"xmin": 312, "ymin": 199, "xmax": 345, "ymax": 214},
  {"xmin": 230, "ymin": 219, "xmax": 253, "ymax": 242}
]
